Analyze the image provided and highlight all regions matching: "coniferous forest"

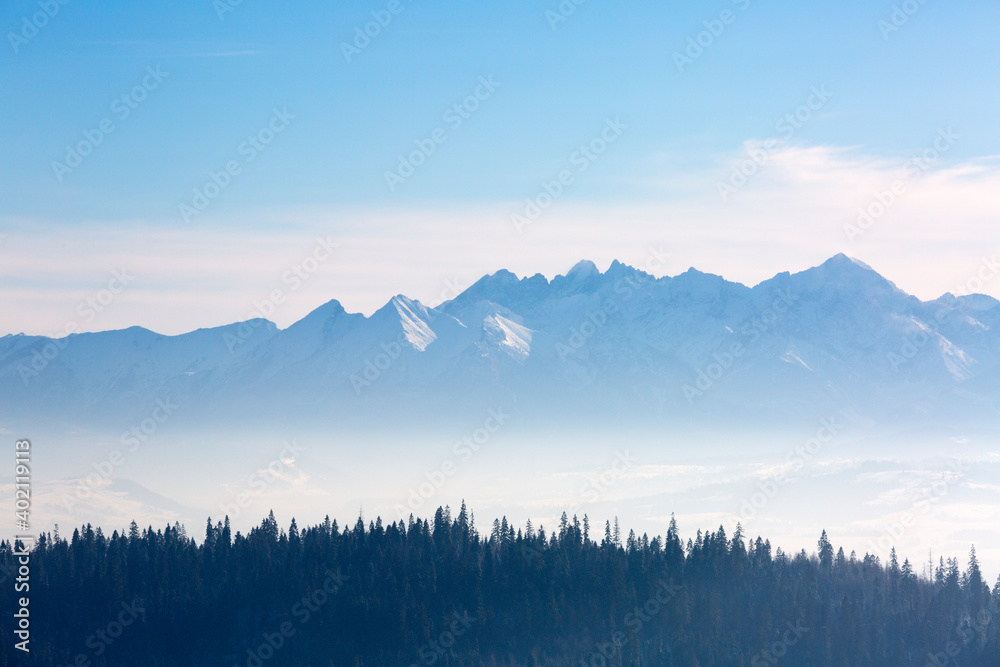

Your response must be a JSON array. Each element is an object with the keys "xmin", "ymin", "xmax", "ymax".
[{"xmin": 2, "ymin": 506, "xmax": 998, "ymax": 667}]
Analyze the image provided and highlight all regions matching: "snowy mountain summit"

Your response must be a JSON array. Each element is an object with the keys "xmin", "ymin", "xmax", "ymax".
[{"xmin": 2, "ymin": 254, "xmax": 998, "ymax": 436}]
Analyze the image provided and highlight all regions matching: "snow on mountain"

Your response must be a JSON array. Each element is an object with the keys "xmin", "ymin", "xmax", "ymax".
[
  {"xmin": 2, "ymin": 255, "xmax": 998, "ymax": 436},
  {"xmin": 482, "ymin": 314, "xmax": 532, "ymax": 361}
]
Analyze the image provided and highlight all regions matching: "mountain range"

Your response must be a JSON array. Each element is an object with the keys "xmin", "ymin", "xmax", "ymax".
[{"xmin": 2, "ymin": 254, "xmax": 998, "ymax": 439}]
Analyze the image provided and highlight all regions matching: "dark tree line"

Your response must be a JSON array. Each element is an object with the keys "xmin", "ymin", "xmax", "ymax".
[{"xmin": 2, "ymin": 505, "xmax": 998, "ymax": 666}]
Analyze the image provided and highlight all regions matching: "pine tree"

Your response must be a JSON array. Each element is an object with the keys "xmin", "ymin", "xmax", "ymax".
[
  {"xmin": 818, "ymin": 530, "xmax": 834, "ymax": 569},
  {"xmin": 8, "ymin": 506, "xmax": 1000, "ymax": 666},
  {"xmin": 966, "ymin": 545, "xmax": 988, "ymax": 610}
]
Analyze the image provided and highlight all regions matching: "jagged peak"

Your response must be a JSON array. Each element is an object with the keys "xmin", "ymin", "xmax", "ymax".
[
  {"xmin": 388, "ymin": 294, "xmax": 436, "ymax": 322},
  {"xmin": 310, "ymin": 298, "xmax": 346, "ymax": 314},
  {"xmin": 674, "ymin": 266, "xmax": 728, "ymax": 283},
  {"xmin": 300, "ymin": 298, "xmax": 346, "ymax": 320},
  {"xmin": 381, "ymin": 295, "xmax": 437, "ymax": 351},
  {"xmin": 471, "ymin": 268, "xmax": 522, "ymax": 288},
  {"xmin": 805, "ymin": 254, "xmax": 901, "ymax": 291},
  {"xmin": 489, "ymin": 268, "xmax": 519, "ymax": 281},
  {"xmin": 565, "ymin": 259, "xmax": 600, "ymax": 280},
  {"xmin": 450, "ymin": 268, "xmax": 525, "ymax": 301},
  {"xmin": 283, "ymin": 299, "xmax": 349, "ymax": 335},
  {"xmin": 389, "ymin": 293, "xmax": 422, "ymax": 309},
  {"xmin": 821, "ymin": 253, "xmax": 876, "ymax": 273}
]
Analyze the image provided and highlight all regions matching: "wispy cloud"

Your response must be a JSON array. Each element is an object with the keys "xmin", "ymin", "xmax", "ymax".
[{"xmin": 2, "ymin": 142, "xmax": 999, "ymax": 336}]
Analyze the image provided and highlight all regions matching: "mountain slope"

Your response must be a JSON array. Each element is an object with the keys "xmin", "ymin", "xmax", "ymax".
[{"xmin": 2, "ymin": 254, "xmax": 997, "ymax": 436}]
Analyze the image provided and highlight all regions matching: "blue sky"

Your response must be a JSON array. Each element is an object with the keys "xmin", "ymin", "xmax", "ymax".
[{"xmin": 3, "ymin": 0, "xmax": 999, "ymax": 334}]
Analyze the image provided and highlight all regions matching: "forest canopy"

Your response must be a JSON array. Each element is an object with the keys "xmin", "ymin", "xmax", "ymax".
[{"xmin": 2, "ymin": 505, "xmax": 998, "ymax": 666}]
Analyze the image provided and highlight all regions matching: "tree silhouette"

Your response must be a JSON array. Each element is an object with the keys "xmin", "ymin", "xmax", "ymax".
[{"xmin": 0, "ymin": 506, "xmax": 997, "ymax": 667}]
